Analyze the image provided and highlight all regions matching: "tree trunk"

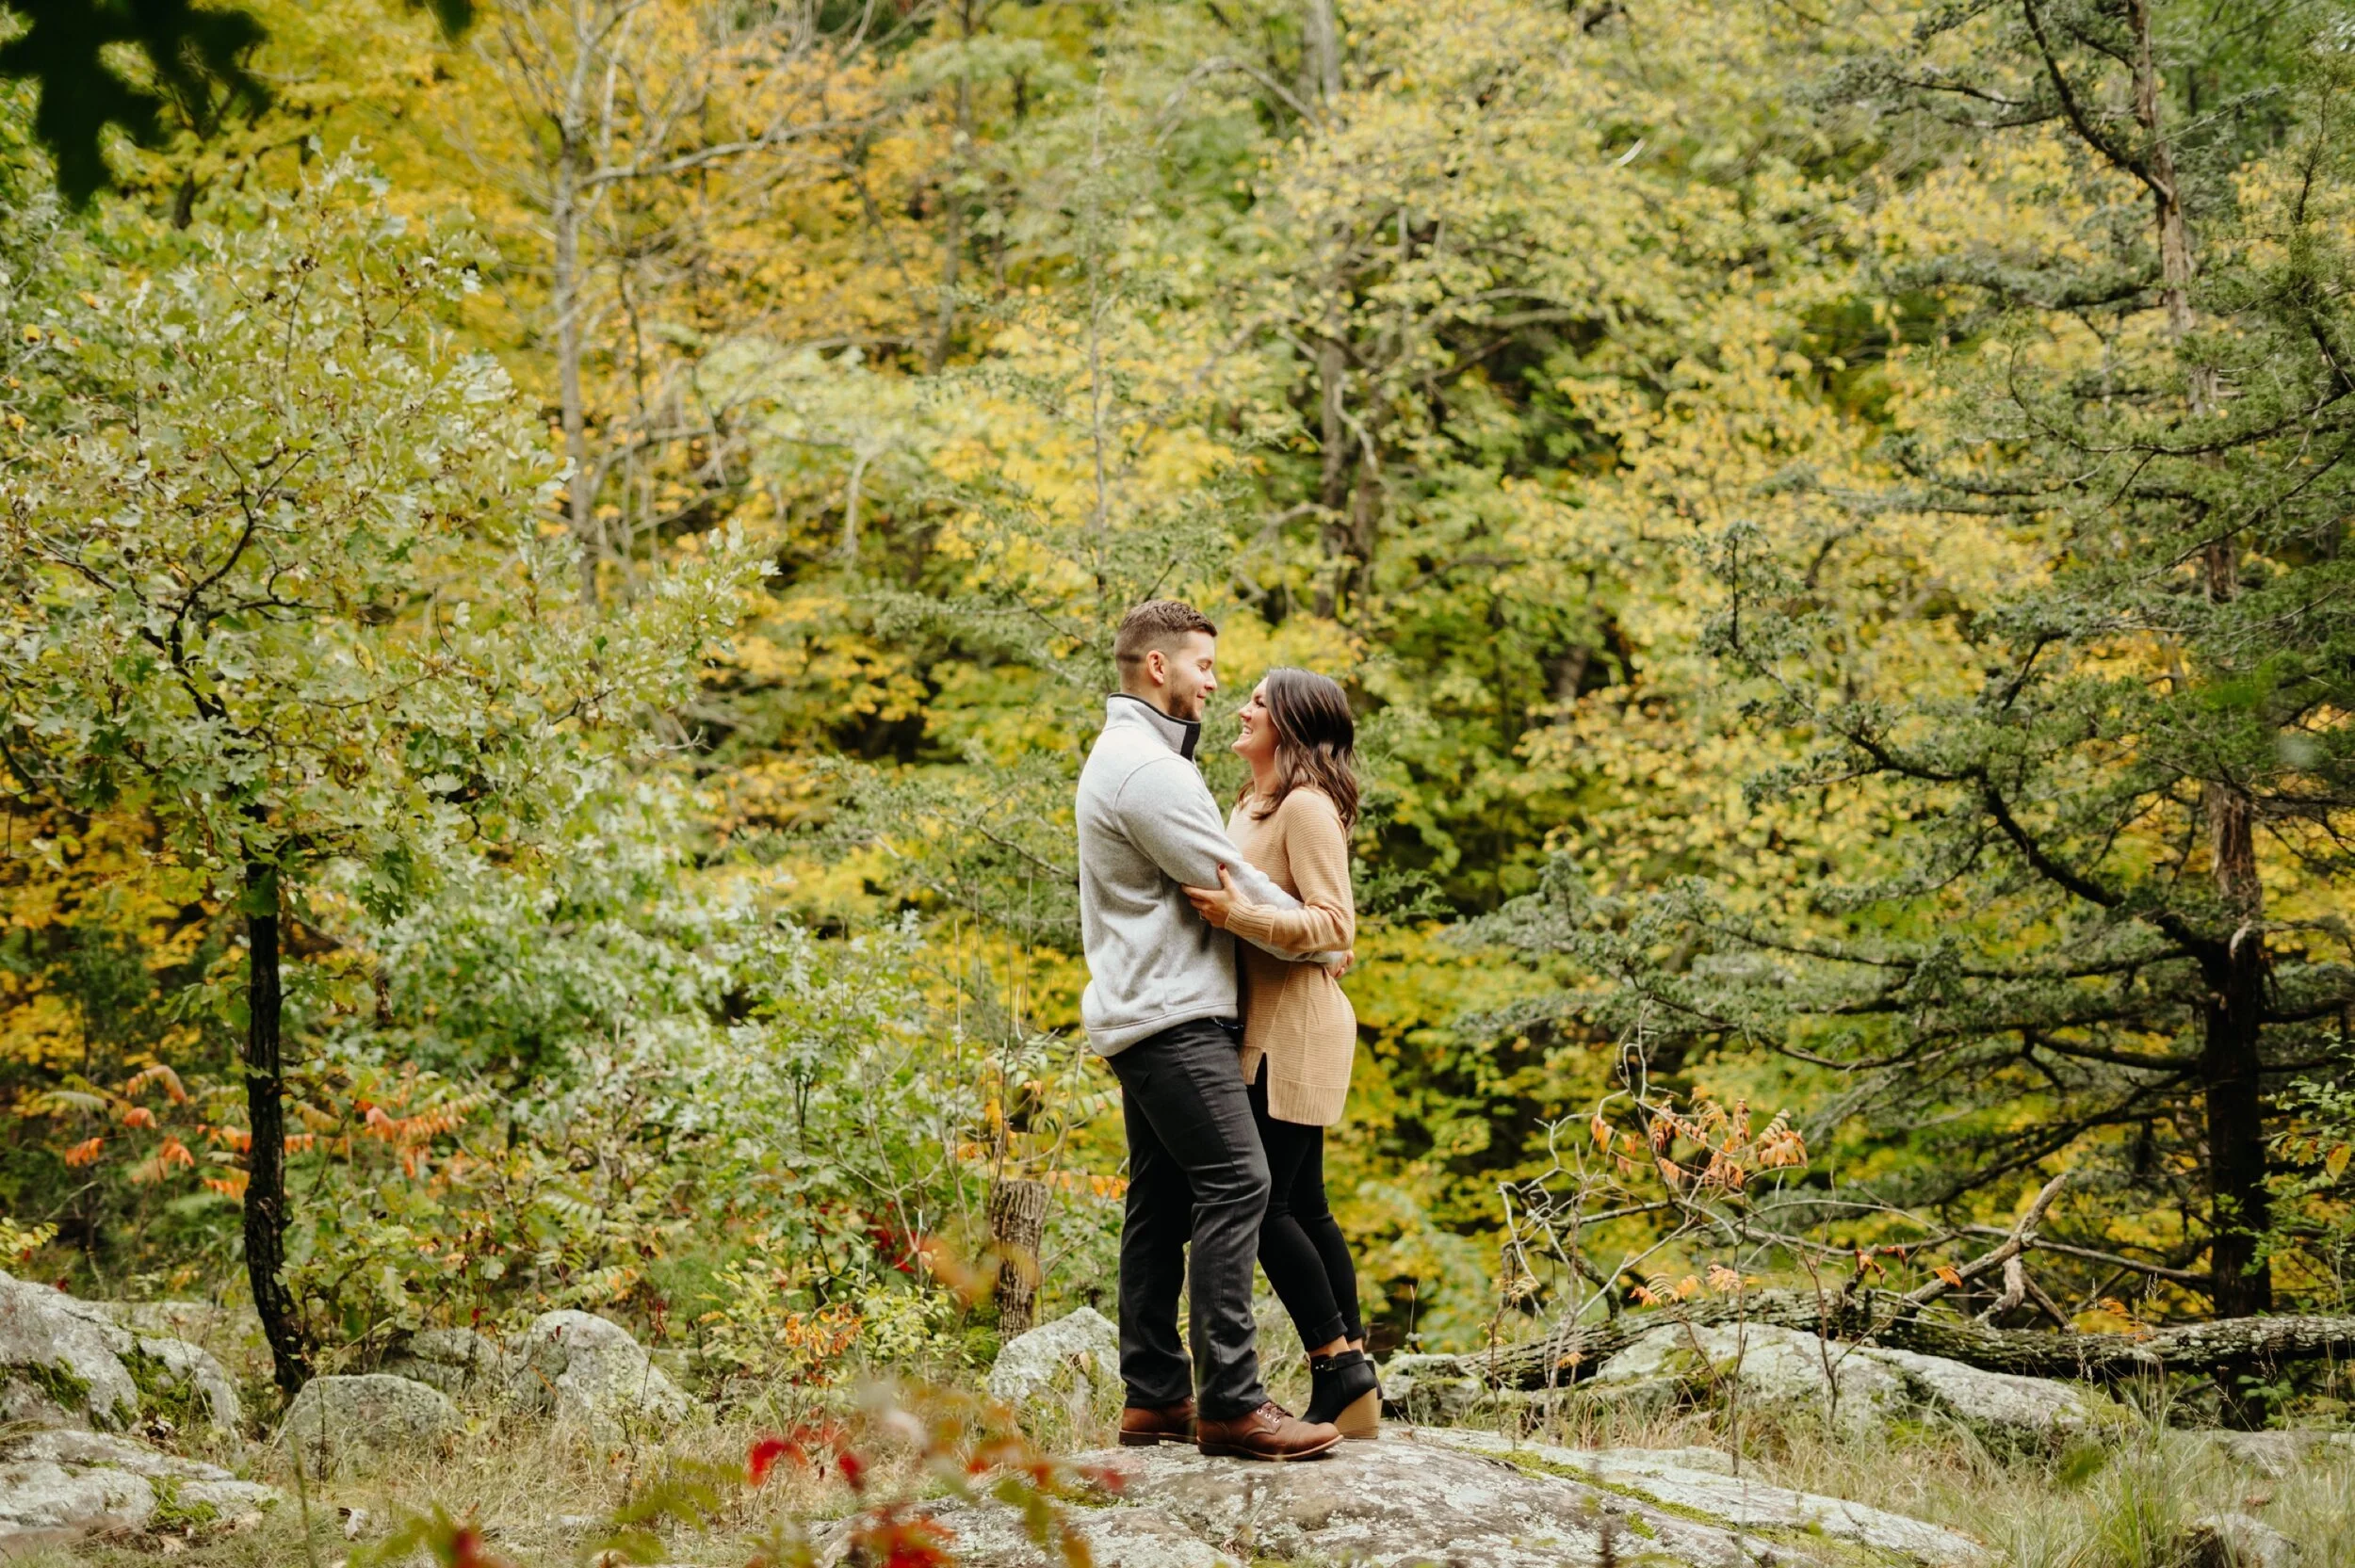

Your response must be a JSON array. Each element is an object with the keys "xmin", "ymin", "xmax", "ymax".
[
  {"xmin": 1304, "ymin": 0, "xmax": 1341, "ymax": 105},
  {"xmin": 553, "ymin": 148, "xmax": 597, "ymax": 602},
  {"xmin": 2128, "ymin": 0, "xmax": 2271, "ymax": 1407},
  {"xmin": 1419, "ymin": 1293, "xmax": 2355, "ymax": 1392},
  {"xmin": 2127, "ymin": 0, "xmax": 2197, "ymax": 344},
  {"xmin": 987, "ymin": 1176, "xmax": 1050, "ymax": 1336},
  {"xmin": 2201, "ymin": 783, "xmax": 2273, "ymax": 1425},
  {"xmin": 1314, "ymin": 336, "xmax": 1351, "ymax": 618},
  {"xmin": 2203, "ymin": 781, "xmax": 2271, "ymax": 1310},
  {"xmin": 929, "ymin": 0, "xmax": 976, "ymax": 374},
  {"xmin": 241, "ymin": 862, "xmax": 310, "ymax": 1398},
  {"xmin": 546, "ymin": 149, "xmax": 593, "ymax": 598}
]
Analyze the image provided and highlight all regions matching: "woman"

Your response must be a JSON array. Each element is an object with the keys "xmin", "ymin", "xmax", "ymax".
[{"xmin": 1184, "ymin": 668, "xmax": 1380, "ymax": 1438}]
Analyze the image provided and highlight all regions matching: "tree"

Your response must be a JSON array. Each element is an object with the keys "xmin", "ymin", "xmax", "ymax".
[
  {"xmin": 458, "ymin": 0, "xmax": 896, "ymax": 597},
  {"xmin": 0, "ymin": 0, "xmax": 472, "ymax": 204},
  {"xmin": 1486, "ymin": 3, "xmax": 2355, "ymax": 1417},
  {"xmin": 0, "ymin": 165, "xmax": 757, "ymax": 1390}
]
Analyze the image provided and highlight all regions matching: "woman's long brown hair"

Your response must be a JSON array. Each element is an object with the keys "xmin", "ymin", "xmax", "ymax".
[{"xmin": 1242, "ymin": 667, "xmax": 1360, "ymax": 831}]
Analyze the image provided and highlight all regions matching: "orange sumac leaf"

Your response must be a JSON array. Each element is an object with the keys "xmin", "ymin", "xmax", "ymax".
[{"xmin": 122, "ymin": 1064, "xmax": 189, "ymax": 1104}]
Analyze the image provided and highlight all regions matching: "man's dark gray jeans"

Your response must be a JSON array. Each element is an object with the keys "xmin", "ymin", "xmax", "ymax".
[{"xmin": 1107, "ymin": 1016, "xmax": 1272, "ymax": 1420}]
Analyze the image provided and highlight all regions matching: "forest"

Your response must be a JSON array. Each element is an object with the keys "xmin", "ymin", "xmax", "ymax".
[{"xmin": 1, "ymin": 0, "xmax": 2353, "ymax": 1562}]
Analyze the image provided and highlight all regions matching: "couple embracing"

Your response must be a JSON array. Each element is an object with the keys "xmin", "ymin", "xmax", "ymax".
[{"xmin": 1076, "ymin": 599, "xmax": 1376, "ymax": 1463}]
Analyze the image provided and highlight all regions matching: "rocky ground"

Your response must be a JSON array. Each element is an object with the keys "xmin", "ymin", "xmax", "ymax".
[
  {"xmin": 0, "ymin": 1268, "xmax": 696, "ymax": 1556},
  {"xmin": 0, "ymin": 1278, "xmax": 2341, "ymax": 1565},
  {"xmin": 880, "ymin": 1429, "xmax": 1990, "ymax": 1568}
]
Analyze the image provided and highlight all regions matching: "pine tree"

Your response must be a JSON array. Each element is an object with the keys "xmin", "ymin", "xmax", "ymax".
[{"xmin": 1488, "ymin": 3, "xmax": 2355, "ymax": 1418}]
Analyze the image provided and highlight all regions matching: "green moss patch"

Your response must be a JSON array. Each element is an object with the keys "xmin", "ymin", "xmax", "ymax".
[
  {"xmin": 12, "ymin": 1358, "xmax": 92, "ymax": 1415},
  {"xmin": 1480, "ymin": 1447, "xmax": 1918, "ymax": 1568}
]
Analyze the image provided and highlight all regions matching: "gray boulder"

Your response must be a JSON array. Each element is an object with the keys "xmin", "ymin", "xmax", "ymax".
[
  {"xmin": 1377, "ymin": 1352, "xmax": 1489, "ymax": 1424},
  {"xmin": 0, "ymin": 1427, "xmax": 276, "ymax": 1551},
  {"xmin": 0, "ymin": 1272, "xmax": 140, "ymax": 1431},
  {"xmin": 118, "ymin": 1332, "xmax": 243, "ymax": 1434},
  {"xmin": 382, "ymin": 1327, "xmax": 510, "ymax": 1399},
  {"xmin": 985, "ymin": 1306, "xmax": 1120, "ymax": 1410},
  {"xmin": 2177, "ymin": 1511, "xmax": 2302, "ymax": 1568},
  {"xmin": 1589, "ymin": 1322, "xmax": 1908, "ymax": 1437},
  {"xmin": 503, "ymin": 1311, "xmax": 690, "ymax": 1432},
  {"xmin": 94, "ymin": 1301, "xmax": 270, "ymax": 1393},
  {"xmin": 847, "ymin": 1430, "xmax": 1989, "ymax": 1567},
  {"xmin": 0, "ymin": 1271, "xmax": 239, "ymax": 1433},
  {"xmin": 1868, "ymin": 1343, "xmax": 2093, "ymax": 1436},
  {"xmin": 280, "ymin": 1374, "xmax": 461, "ymax": 1467},
  {"xmin": 1584, "ymin": 1321, "xmax": 2098, "ymax": 1447},
  {"xmin": 2200, "ymin": 1430, "xmax": 2355, "ymax": 1479}
]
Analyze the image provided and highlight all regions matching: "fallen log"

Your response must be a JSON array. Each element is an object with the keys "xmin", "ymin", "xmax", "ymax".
[{"xmin": 1422, "ymin": 1293, "xmax": 2355, "ymax": 1388}]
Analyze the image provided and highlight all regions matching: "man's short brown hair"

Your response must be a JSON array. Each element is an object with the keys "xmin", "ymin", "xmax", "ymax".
[{"xmin": 1113, "ymin": 599, "xmax": 1218, "ymax": 672}]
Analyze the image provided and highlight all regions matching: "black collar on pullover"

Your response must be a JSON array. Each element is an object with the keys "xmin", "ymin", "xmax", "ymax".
[{"xmin": 1106, "ymin": 692, "xmax": 1202, "ymax": 762}]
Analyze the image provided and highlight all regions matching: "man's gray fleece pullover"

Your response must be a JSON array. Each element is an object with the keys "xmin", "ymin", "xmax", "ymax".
[{"xmin": 1076, "ymin": 694, "xmax": 1317, "ymax": 1056}]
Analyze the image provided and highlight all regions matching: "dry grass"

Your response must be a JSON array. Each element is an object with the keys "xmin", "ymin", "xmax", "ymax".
[
  {"xmin": 1476, "ymin": 1389, "xmax": 2352, "ymax": 1567},
  {"xmin": 61, "ymin": 1411, "xmax": 861, "ymax": 1566}
]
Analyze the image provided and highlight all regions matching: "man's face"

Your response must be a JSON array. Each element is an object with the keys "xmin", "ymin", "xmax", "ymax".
[{"xmin": 1153, "ymin": 631, "xmax": 1219, "ymax": 722}]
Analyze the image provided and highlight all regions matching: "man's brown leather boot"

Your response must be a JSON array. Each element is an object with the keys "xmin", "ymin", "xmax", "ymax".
[
  {"xmin": 1117, "ymin": 1398, "xmax": 1198, "ymax": 1447},
  {"xmin": 1194, "ymin": 1400, "xmax": 1341, "ymax": 1462}
]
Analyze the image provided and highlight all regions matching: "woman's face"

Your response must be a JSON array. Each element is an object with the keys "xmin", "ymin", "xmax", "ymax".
[{"xmin": 1231, "ymin": 682, "xmax": 1280, "ymax": 769}]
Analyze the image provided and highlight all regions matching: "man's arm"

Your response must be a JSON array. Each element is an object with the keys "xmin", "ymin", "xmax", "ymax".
[{"xmin": 1115, "ymin": 756, "xmax": 1333, "ymax": 961}]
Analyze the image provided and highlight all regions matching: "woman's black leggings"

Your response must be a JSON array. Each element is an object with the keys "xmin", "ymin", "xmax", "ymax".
[{"xmin": 1248, "ymin": 1068, "xmax": 1363, "ymax": 1351}]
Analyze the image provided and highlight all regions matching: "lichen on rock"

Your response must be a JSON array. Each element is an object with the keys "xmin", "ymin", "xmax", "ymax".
[
  {"xmin": 1575, "ymin": 1323, "xmax": 2103, "ymax": 1450},
  {"xmin": 0, "ymin": 1270, "xmax": 238, "ymax": 1433},
  {"xmin": 280, "ymin": 1373, "xmax": 463, "ymax": 1469},
  {"xmin": 985, "ymin": 1306, "xmax": 1121, "ymax": 1413},
  {"xmin": 503, "ymin": 1310, "xmax": 691, "ymax": 1435},
  {"xmin": 830, "ymin": 1429, "xmax": 1990, "ymax": 1568},
  {"xmin": 382, "ymin": 1326, "xmax": 510, "ymax": 1401},
  {"xmin": 0, "ymin": 1427, "xmax": 277, "ymax": 1551}
]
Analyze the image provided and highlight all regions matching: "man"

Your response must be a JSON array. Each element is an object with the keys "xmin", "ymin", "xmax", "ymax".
[{"xmin": 1075, "ymin": 599, "xmax": 1342, "ymax": 1463}]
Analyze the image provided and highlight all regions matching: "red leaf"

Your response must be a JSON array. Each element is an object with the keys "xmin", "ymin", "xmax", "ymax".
[
  {"xmin": 448, "ymin": 1526, "xmax": 510, "ymax": 1568},
  {"xmin": 748, "ymin": 1434, "xmax": 796, "ymax": 1485}
]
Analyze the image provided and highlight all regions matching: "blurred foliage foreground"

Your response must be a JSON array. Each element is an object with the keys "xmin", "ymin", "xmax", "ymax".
[{"xmin": 1, "ymin": 0, "xmax": 2353, "ymax": 1436}]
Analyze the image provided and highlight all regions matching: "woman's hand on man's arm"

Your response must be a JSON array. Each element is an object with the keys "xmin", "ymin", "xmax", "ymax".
[
  {"xmin": 1185, "ymin": 867, "xmax": 1352, "ymax": 973},
  {"xmin": 1183, "ymin": 865, "xmax": 1244, "ymax": 928}
]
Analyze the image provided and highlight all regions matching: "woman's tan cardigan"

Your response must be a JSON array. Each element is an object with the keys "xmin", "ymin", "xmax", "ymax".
[{"xmin": 1223, "ymin": 788, "xmax": 1356, "ymax": 1127}]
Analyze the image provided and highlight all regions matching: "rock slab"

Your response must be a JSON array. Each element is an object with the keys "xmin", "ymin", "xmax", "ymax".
[
  {"xmin": 986, "ymin": 1307, "xmax": 1120, "ymax": 1409},
  {"xmin": 1424, "ymin": 1428, "xmax": 1986, "ymax": 1564},
  {"xmin": 0, "ymin": 1271, "xmax": 240, "ymax": 1432},
  {"xmin": 0, "ymin": 1428, "xmax": 277, "ymax": 1550},
  {"xmin": 855, "ymin": 1430, "xmax": 1987, "ymax": 1568}
]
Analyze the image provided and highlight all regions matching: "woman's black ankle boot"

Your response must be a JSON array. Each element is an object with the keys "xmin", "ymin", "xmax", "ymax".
[{"xmin": 1305, "ymin": 1348, "xmax": 1381, "ymax": 1438}]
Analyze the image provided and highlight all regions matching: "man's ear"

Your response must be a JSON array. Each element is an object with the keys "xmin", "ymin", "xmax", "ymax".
[{"xmin": 1144, "ymin": 648, "xmax": 1169, "ymax": 687}]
